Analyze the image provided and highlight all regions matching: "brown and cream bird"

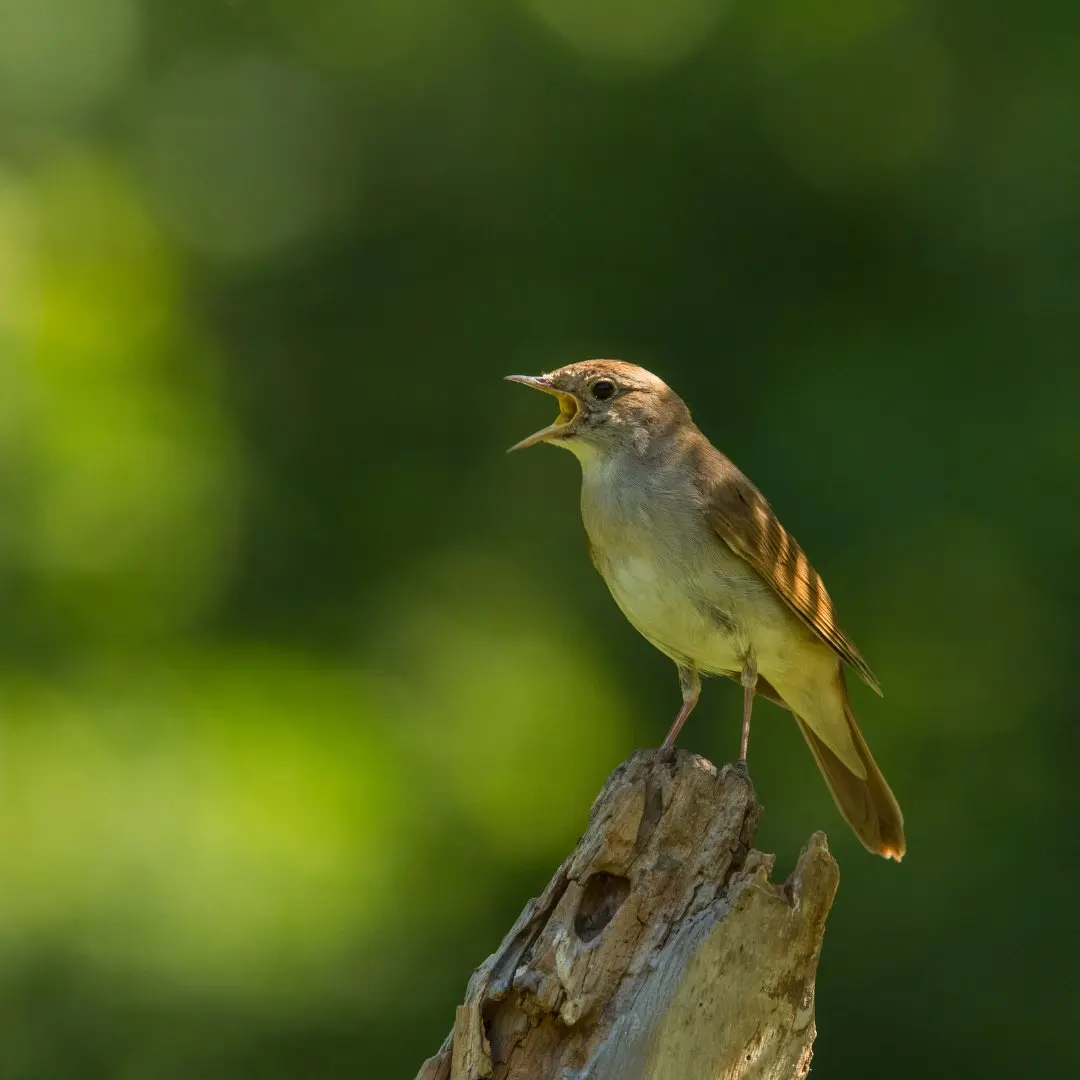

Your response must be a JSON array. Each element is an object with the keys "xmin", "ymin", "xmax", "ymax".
[{"xmin": 506, "ymin": 360, "xmax": 905, "ymax": 860}]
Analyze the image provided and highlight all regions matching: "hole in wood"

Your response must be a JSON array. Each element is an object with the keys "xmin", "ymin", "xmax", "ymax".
[{"xmin": 573, "ymin": 872, "xmax": 631, "ymax": 943}]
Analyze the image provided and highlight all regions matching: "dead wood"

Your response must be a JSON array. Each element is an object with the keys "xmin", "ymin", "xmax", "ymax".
[{"xmin": 416, "ymin": 749, "xmax": 839, "ymax": 1080}]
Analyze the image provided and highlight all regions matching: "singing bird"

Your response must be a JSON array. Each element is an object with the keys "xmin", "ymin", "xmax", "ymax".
[{"xmin": 506, "ymin": 360, "xmax": 904, "ymax": 860}]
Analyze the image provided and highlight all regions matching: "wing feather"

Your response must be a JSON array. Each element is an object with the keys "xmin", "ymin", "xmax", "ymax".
[{"xmin": 698, "ymin": 449, "xmax": 882, "ymax": 695}]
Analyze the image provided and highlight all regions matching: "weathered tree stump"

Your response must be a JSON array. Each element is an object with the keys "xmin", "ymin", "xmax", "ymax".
[{"xmin": 416, "ymin": 749, "xmax": 839, "ymax": 1080}]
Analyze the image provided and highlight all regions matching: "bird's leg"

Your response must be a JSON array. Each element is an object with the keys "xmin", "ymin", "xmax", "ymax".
[
  {"xmin": 661, "ymin": 665, "xmax": 700, "ymax": 749},
  {"xmin": 739, "ymin": 651, "xmax": 758, "ymax": 762}
]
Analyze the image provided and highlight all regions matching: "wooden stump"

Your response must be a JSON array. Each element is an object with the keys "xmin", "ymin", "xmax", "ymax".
[{"xmin": 416, "ymin": 749, "xmax": 840, "ymax": 1080}]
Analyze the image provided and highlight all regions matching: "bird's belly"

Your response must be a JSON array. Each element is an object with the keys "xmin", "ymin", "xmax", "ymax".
[
  {"xmin": 602, "ymin": 553, "xmax": 745, "ymax": 675},
  {"xmin": 597, "ymin": 539, "xmax": 815, "ymax": 686}
]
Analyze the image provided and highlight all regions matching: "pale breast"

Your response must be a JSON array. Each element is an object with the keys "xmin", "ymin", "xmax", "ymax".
[
  {"xmin": 603, "ymin": 550, "xmax": 723, "ymax": 666},
  {"xmin": 581, "ymin": 456, "xmax": 752, "ymax": 674}
]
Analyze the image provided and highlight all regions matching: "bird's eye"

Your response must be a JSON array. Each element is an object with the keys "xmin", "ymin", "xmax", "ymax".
[{"xmin": 591, "ymin": 379, "xmax": 616, "ymax": 401}]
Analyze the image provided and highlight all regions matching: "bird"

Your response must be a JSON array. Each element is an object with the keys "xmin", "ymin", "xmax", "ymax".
[{"xmin": 505, "ymin": 360, "xmax": 905, "ymax": 860}]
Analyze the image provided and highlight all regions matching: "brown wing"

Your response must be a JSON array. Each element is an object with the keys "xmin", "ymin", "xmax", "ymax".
[{"xmin": 699, "ymin": 449, "xmax": 882, "ymax": 695}]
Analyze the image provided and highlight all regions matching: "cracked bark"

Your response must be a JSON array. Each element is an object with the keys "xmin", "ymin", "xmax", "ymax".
[{"xmin": 415, "ymin": 749, "xmax": 840, "ymax": 1080}]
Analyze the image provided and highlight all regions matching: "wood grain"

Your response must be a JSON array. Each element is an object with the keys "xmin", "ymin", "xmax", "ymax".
[{"xmin": 416, "ymin": 749, "xmax": 839, "ymax": 1080}]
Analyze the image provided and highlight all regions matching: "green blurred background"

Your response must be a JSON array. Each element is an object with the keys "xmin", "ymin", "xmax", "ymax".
[{"xmin": 1, "ymin": 0, "xmax": 1077, "ymax": 1076}]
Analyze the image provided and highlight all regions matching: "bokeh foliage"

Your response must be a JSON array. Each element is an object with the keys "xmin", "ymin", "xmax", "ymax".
[{"xmin": 1, "ymin": 0, "xmax": 1077, "ymax": 1076}]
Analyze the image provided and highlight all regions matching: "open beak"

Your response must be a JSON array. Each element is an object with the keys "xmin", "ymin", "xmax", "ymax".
[{"xmin": 504, "ymin": 375, "xmax": 582, "ymax": 452}]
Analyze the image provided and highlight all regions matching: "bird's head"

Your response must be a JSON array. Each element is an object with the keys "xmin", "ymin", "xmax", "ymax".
[{"xmin": 505, "ymin": 360, "xmax": 689, "ymax": 460}]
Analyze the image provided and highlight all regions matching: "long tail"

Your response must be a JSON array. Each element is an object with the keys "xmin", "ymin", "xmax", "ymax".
[{"xmin": 794, "ymin": 674, "xmax": 906, "ymax": 861}]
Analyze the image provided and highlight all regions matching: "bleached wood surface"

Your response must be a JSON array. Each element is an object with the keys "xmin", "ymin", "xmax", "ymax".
[{"xmin": 416, "ymin": 749, "xmax": 839, "ymax": 1080}]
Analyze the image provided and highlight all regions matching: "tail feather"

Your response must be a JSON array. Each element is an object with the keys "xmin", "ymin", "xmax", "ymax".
[{"xmin": 794, "ymin": 676, "xmax": 906, "ymax": 861}]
